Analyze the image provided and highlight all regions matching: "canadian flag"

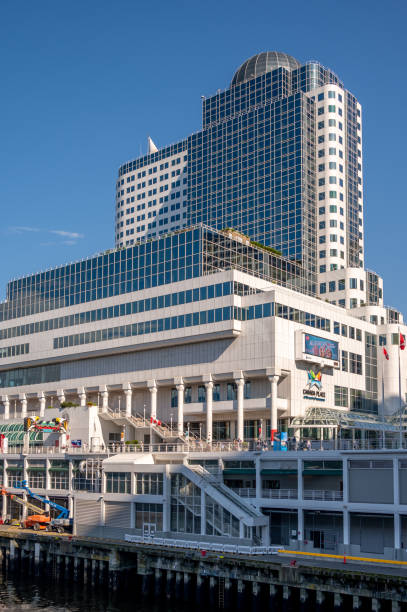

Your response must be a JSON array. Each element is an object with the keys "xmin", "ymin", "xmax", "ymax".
[
  {"xmin": 150, "ymin": 418, "xmax": 162, "ymax": 426},
  {"xmin": 383, "ymin": 348, "xmax": 390, "ymax": 360},
  {"xmin": 400, "ymin": 333, "xmax": 406, "ymax": 351}
]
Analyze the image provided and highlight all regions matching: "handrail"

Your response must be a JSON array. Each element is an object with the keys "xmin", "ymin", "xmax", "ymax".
[
  {"xmin": 303, "ymin": 489, "xmax": 343, "ymax": 501},
  {"xmin": 261, "ymin": 489, "xmax": 298, "ymax": 499}
]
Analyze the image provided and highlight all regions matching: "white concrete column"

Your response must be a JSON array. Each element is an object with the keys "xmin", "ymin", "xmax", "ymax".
[
  {"xmin": 124, "ymin": 384, "xmax": 132, "ymax": 417},
  {"xmin": 20, "ymin": 394, "xmax": 27, "ymax": 418},
  {"xmin": 101, "ymin": 386, "xmax": 109, "ymax": 413},
  {"xmin": 236, "ymin": 377, "xmax": 245, "ymax": 441},
  {"xmin": 255, "ymin": 456, "xmax": 262, "ymax": 499},
  {"xmin": 205, "ymin": 381, "xmax": 213, "ymax": 444},
  {"xmin": 45, "ymin": 459, "xmax": 51, "ymax": 490},
  {"xmin": 2, "ymin": 396, "xmax": 9, "ymax": 420},
  {"xmin": 1, "ymin": 488, "xmax": 6, "ymax": 520},
  {"xmin": 298, "ymin": 508, "xmax": 304, "ymax": 543},
  {"xmin": 163, "ymin": 465, "xmax": 171, "ymax": 532},
  {"xmin": 78, "ymin": 388, "xmax": 87, "ymax": 408},
  {"xmin": 343, "ymin": 509, "xmax": 350, "ymax": 546},
  {"xmin": 394, "ymin": 512, "xmax": 401, "ymax": 550},
  {"xmin": 39, "ymin": 392, "xmax": 46, "ymax": 417},
  {"xmin": 297, "ymin": 457, "xmax": 303, "ymax": 501},
  {"xmin": 3, "ymin": 460, "xmax": 8, "ymax": 487},
  {"xmin": 176, "ymin": 381, "xmax": 184, "ymax": 436},
  {"xmin": 342, "ymin": 458, "xmax": 349, "ymax": 504},
  {"xmin": 260, "ymin": 418, "xmax": 265, "ymax": 441},
  {"xmin": 201, "ymin": 488, "xmax": 206, "ymax": 535},
  {"xmin": 148, "ymin": 383, "xmax": 157, "ymax": 421},
  {"xmin": 297, "ymin": 457, "xmax": 303, "ymax": 542},
  {"xmin": 268, "ymin": 375, "xmax": 279, "ymax": 436},
  {"xmin": 57, "ymin": 389, "xmax": 65, "ymax": 405},
  {"xmin": 393, "ymin": 457, "xmax": 400, "ymax": 505}
]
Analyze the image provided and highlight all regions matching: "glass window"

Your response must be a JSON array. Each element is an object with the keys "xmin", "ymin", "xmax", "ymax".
[
  {"xmin": 106, "ymin": 472, "xmax": 131, "ymax": 494},
  {"xmin": 227, "ymin": 383, "xmax": 237, "ymax": 401},
  {"xmin": 244, "ymin": 381, "xmax": 251, "ymax": 399},
  {"xmin": 198, "ymin": 385, "xmax": 206, "ymax": 403},
  {"xmin": 213, "ymin": 384, "xmax": 221, "ymax": 402},
  {"xmin": 341, "ymin": 350, "xmax": 348, "ymax": 372},
  {"xmin": 334, "ymin": 385, "xmax": 348, "ymax": 407}
]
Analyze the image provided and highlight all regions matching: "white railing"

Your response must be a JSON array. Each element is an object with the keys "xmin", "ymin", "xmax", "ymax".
[
  {"xmin": 262, "ymin": 489, "xmax": 298, "ymax": 499},
  {"xmin": 235, "ymin": 487, "xmax": 256, "ymax": 498},
  {"xmin": 303, "ymin": 489, "xmax": 343, "ymax": 501},
  {"xmin": 1, "ymin": 438, "xmax": 406, "ymax": 457},
  {"xmin": 124, "ymin": 534, "xmax": 281, "ymax": 556},
  {"xmin": 189, "ymin": 464, "xmax": 222, "ymax": 483}
]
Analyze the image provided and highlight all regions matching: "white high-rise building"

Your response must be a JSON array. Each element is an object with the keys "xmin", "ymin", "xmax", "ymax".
[
  {"xmin": 115, "ymin": 140, "xmax": 188, "ymax": 248},
  {"xmin": 116, "ymin": 52, "xmax": 376, "ymax": 312}
]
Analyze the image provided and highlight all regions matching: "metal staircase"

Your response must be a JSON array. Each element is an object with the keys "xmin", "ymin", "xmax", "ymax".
[
  {"xmin": 98, "ymin": 408, "xmax": 187, "ymax": 442},
  {"xmin": 188, "ymin": 464, "xmax": 263, "ymax": 519},
  {"xmin": 182, "ymin": 465, "xmax": 268, "ymax": 533}
]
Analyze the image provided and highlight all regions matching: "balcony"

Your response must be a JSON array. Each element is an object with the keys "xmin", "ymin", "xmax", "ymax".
[
  {"xmin": 262, "ymin": 489, "xmax": 298, "ymax": 500},
  {"xmin": 235, "ymin": 487, "xmax": 256, "ymax": 498},
  {"xmin": 303, "ymin": 489, "xmax": 343, "ymax": 502}
]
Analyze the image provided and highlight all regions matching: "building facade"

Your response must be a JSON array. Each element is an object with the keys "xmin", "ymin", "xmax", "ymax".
[
  {"xmin": 116, "ymin": 51, "xmax": 368, "ymax": 309},
  {"xmin": 0, "ymin": 51, "xmax": 406, "ymax": 557}
]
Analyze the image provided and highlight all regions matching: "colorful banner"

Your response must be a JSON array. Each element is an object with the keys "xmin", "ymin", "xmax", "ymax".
[{"xmin": 304, "ymin": 334, "xmax": 338, "ymax": 361}]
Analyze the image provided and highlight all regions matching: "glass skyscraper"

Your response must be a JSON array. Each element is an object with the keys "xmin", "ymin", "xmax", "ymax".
[{"xmin": 116, "ymin": 51, "xmax": 364, "ymax": 304}]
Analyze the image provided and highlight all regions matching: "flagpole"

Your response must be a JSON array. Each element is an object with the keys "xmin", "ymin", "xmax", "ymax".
[
  {"xmin": 398, "ymin": 325, "xmax": 403, "ymax": 449},
  {"xmin": 382, "ymin": 356, "xmax": 385, "ymax": 450}
]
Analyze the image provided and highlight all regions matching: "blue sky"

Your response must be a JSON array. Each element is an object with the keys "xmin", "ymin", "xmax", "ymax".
[{"xmin": 0, "ymin": 0, "xmax": 406, "ymax": 309}]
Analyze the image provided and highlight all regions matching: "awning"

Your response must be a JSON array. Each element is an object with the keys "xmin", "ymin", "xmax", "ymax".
[
  {"xmin": 0, "ymin": 423, "xmax": 43, "ymax": 444},
  {"xmin": 290, "ymin": 406, "xmax": 399, "ymax": 433}
]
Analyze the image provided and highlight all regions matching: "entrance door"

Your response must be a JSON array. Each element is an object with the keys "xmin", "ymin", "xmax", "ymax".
[
  {"xmin": 310, "ymin": 530, "xmax": 323, "ymax": 549},
  {"xmin": 143, "ymin": 523, "xmax": 156, "ymax": 537},
  {"xmin": 310, "ymin": 530, "xmax": 337, "ymax": 551}
]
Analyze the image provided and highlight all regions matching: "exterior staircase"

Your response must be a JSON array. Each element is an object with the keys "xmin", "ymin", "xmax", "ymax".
[
  {"xmin": 183, "ymin": 464, "xmax": 268, "ymax": 530},
  {"xmin": 98, "ymin": 408, "xmax": 187, "ymax": 442}
]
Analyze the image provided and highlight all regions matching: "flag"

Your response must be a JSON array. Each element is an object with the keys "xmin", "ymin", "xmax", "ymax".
[
  {"xmin": 400, "ymin": 333, "xmax": 405, "ymax": 351},
  {"xmin": 383, "ymin": 348, "xmax": 389, "ymax": 360}
]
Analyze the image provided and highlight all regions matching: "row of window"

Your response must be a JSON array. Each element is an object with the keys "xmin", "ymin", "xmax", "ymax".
[
  {"xmin": 341, "ymin": 351, "xmax": 363, "ymax": 375},
  {"xmin": 106, "ymin": 472, "xmax": 164, "ymax": 496},
  {"xmin": 334, "ymin": 385, "xmax": 364, "ymax": 410},
  {"xmin": 118, "ymin": 149, "xmax": 187, "ymax": 177},
  {"xmin": 49, "ymin": 299, "xmax": 366, "ymax": 352},
  {"xmin": 52, "ymin": 303, "xmax": 272, "ymax": 350},
  {"xmin": 0, "ymin": 281, "xmax": 238, "ymax": 341},
  {"xmin": 0, "ymin": 343, "xmax": 29, "ymax": 359}
]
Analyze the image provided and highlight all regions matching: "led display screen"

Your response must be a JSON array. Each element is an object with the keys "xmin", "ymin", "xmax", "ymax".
[{"xmin": 304, "ymin": 334, "xmax": 339, "ymax": 361}]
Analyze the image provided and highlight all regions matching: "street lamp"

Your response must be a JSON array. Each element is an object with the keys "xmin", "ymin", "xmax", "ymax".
[{"xmin": 143, "ymin": 404, "xmax": 146, "ymax": 425}]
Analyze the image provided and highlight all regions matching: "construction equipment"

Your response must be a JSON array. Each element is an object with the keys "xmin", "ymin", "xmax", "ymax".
[
  {"xmin": 15, "ymin": 480, "xmax": 72, "ymax": 533},
  {"xmin": 1, "ymin": 481, "xmax": 72, "ymax": 533},
  {"xmin": 1, "ymin": 487, "xmax": 51, "ymax": 530}
]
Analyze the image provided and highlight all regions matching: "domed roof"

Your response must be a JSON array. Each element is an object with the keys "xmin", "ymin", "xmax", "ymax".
[{"xmin": 231, "ymin": 51, "xmax": 301, "ymax": 87}]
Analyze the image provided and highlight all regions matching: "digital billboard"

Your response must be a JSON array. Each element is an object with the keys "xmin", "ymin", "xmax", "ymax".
[{"xmin": 304, "ymin": 334, "xmax": 339, "ymax": 362}]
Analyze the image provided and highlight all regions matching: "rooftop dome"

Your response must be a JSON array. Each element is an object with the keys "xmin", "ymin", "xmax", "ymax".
[{"xmin": 231, "ymin": 51, "xmax": 301, "ymax": 87}]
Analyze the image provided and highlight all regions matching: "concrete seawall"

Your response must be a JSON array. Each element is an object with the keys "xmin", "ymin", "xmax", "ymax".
[{"xmin": 0, "ymin": 529, "xmax": 406, "ymax": 610}]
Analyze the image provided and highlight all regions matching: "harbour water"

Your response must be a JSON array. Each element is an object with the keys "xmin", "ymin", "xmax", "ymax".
[{"xmin": 0, "ymin": 571, "xmax": 192, "ymax": 612}]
